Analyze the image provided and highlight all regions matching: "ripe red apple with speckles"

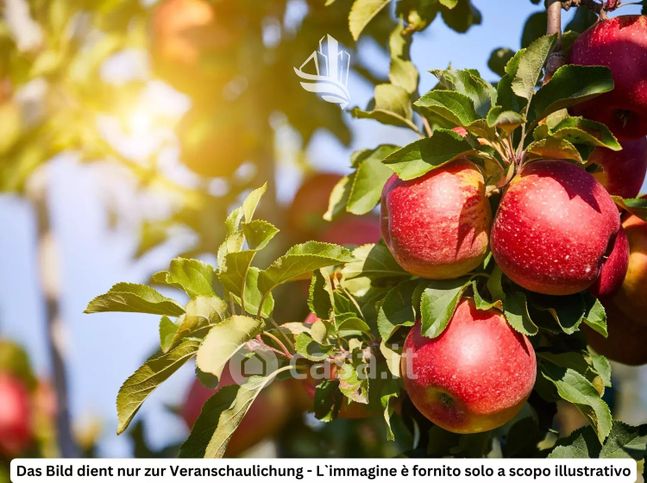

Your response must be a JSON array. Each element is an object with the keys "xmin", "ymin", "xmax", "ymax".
[
  {"xmin": 570, "ymin": 15, "xmax": 647, "ymax": 139},
  {"xmin": 491, "ymin": 160, "xmax": 621, "ymax": 295},
  {"xmin": 381, "ymin": 160, "xmax": 492, "ymax": 279},
  {"xmin": 0, "ymin": 374, "xmax": 32, "ymax": 456},
  {"xmin": 591, "ymin": 138, "xmax": 647, "ymax": 199},
  {"xmin": 400, "ymin": 298, "xmax": 536, "ymax": 433}
]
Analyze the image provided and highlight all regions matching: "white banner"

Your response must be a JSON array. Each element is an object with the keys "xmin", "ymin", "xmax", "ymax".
[{"xmin": 10, "ymin": 458, "xmax": 636, "ymax": 483}]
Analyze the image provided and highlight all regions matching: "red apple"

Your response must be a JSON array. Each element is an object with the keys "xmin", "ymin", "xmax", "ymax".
[
  {"xmin": 570, "ymin": 15, "xmax": 647, "ymax": 139},
  {"xmin": 0, "ymin": 374, "xmax": 32, "ymax": 456},
  {"xmin": 584, "ymin": 301, "xmax": 647, "ymax": 366},
  {"xmin": 610, "ymin": 215, "xmax": 647, "ymax": 324},
  {"xmin": 181, "ymin": 366, "xmax": 289, "ymax": 455},
  {"xmin": 400, "ymin": 298, "xmax": 536, "ymax": 433},
  {"xmin": 591, "ymin": 138, "xmax": 647, "ymax": 198},
  {"xmin": 591, "ymin": 228, "xmax": 629, "ymax": 298},
  {"xmin": 381, "ymin": 160, "xmax": 492, "ymax": 279},
  {"xmin": 491, "ymin": 160, "xmax": 621, "ymax": 295}
]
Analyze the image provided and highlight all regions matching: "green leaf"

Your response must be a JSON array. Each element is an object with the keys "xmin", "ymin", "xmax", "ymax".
[
  {"xmin": 85, "ymin": 283, "xmax": 185, "ymax": 316},
  {"xmin": 342, "ymin": 243, "xmax": 410, "ymax": 281},
  {"xmin": 294, "ymin": 333, "xmax": 333, "ymax": 362},
  {"xmin": 548, "ymin": 426, "xmax": 601, "ymax": 458},
  {"xmin": 503, "ymin": 291, "xmax": 539, "ymax": 336},
  {"xmin": 242, "ymin": 184, "xmax": 267, "ymax": 223},
  {"xmin": 414, "ymin": 90, "xmax": 478, "ymax": 127},
  {"xmin": 600, "ymin": 421, "xmax": 647, "ymax": 459},
  {"xmin": 440, "ymin": 0, "xmax": 481, "ymax": 33},
  {"xmin": 349, "ymin": 0, "xmax": 391, "ymax": 41},
  {"xmin": 242, "ymin": 267, "xmax": 275, "ymax": 317},
  {"xmin": 540, "ymin": 360, "xmax": 612, "ymax": 442},
  {"xmin": 470, "ymin": 280, "xmax": 502, "ymax": 311},
  {"xmin": 612, "ymin": 196, "xmax": 647, "ymax": 222},
  {"xmin": 536, "ymin": 293, "xmax": 600, "ymax": 335},
  {"xmin": 510, "ymin": 34, "xmax": 557, "ymax": 101},
  {"xmin": 338, "ymin": 360, "xmax": 369, "ymax": 404},
  {"xmin": 166, "ymin": 258, "xmax": 216, "ymax": 298},
  {"xmin": 525, "ymin": 137, "xmax": 583, "ymax": 163},
  {"xmin": 308, "ymin": 268, "xmax": 335, "ymax": 319},
  {"xmin": 486, "ymin": 106, "xmax": 524, "ymax": 132},
  {"xmin": 336, "ymin": 313, "xmax": 372, "ymax": 337},
  {"xmin": 379, "ymin": 379, "xmax": 401, "ymax": 440},
  {"xmin": 117, "ymin": 338, "xmax": 200, "ymax": 434},
  {"xmin": 530, "ymin": 65, "xmax": 614, "ymax": 123},
  {"xmin": 313, "ymin": 379, "xmax": 342, "ymax": 422},
  {"xmin": 347, "ymin": 145, "xmax": 399, "ymax": 215},
  {"xmin": 241, "ymin": 220, "xmax": 279, "ymax": 250},
  {"xmin": 179, "ymin": 367, "xmax": 291, "ymax": 458},
  {"xmin": 419, "ymin": 278, "xmax": 469, "ymax": 338},
  {"xmin": 383, "ymin": 129, "xmax": 473, "ymax": 180},
  {"xmin": 583, "ymin": 296, "xmax": 607, "ymax": 338},
  {"xmin": 258, "ymin": 242, "xmax": 354, "ymax": 295},
  {"xmin": 196, "ymin": 316, "xmax": 264, "ymax": 381},
  {"xmin": 352, "ymin": 84, "xmax": 417, "ymax": 131},
  {"xmin": 538, "ymin": 116, "xmax": 620, "ymax": 151},
  {"xmin": 389, "ymin": 24, "xmax": 419, "ymax": 94},
  {"xmin": 219, "ymin": 251, "xmax": 256, "ymax": 297},
  {"xmin": 431, "ymin": 68, "xmax": 496, "ymax": 117},
  {"xmin": 377, "ymin": 280, "xmax": 417, "ymax": 341},
  {"xmin": 159, "ymin": 316, "xmax": 178, "ymax": 353},
  {"xmin": 324, "ymin": 175, "xmax": 353, "ymax": 222}
]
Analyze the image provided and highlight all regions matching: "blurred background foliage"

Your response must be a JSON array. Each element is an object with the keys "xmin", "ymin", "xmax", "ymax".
[{"xmin": 3, "ymin": 0, "xmax": 643, "ymax": 467}]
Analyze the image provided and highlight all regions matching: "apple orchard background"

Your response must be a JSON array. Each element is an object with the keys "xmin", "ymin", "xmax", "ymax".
[{"xmin": 0, "ymin": 0, "xmax": 645, "ymax": 459}]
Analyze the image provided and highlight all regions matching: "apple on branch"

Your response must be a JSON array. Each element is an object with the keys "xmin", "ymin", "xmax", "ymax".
[
  {"xmin": 400, "ymin": 298, "xmax": 536, "ymax": 434},
  {"xmin": 491, "ymin": 160, "xmax": 621, "ymax": 295},
  {"xmin": 381, "ymin": 160, "xmax": 492, "ymax": 279}
]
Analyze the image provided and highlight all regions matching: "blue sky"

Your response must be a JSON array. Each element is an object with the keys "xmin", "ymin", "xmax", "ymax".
[{"xmin": 0, "ymin": 1, "xmax": 644, "ymax": 456}]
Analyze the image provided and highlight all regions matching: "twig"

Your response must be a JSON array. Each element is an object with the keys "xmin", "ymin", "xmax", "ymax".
[{"xmin": 544, "ymin": 0, "xmax": 567, "ymax": 84}]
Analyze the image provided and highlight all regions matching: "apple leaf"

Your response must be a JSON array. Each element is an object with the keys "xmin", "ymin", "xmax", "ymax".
[
  {"xmin": 342, "ymin": 243, "xmax": 410, "ymax": 281},
  {"xmin": 509, "ymin": 34, "xmax": 557, "ymax": 101},
  {"xmin": 314, "ymin": 379, "xmax": 343, "ymax": 422},
  {"xmin": 540, "ymin": 359, "xmax": 612, "ymax": 443},
  {"xmin": 294, "ymin": 332, "xmax": 333, "ymax": 362},
  {"xmin": 529, "ymin": 65, "xmax": 614, "ymax": 124},
  {"xmin": 338, "ymin": 360, "xmax": 369, "ymax": 404},
  {"xmin": 159, "ymin": 316, "xmax": 178, "ymax": 353},
  {"xmin": 470, "ymin": 280, "xmax": 502, "ymax": 312},
  {"xmin": 600, "ymin": 421, "xmax": 647, "ymax": 459},
  {"xmin": 85, "ymin": 283, "xmax": 185, "ymax": 316},
  {"xmin": 349, "ymin": 0, "xmax": 391, "ymax": 41},
  {"xmin": 168, "ymin": 296, "xmax": 227, "ymax": 350},
  {"xmin": 352, "ymin": 84, "xmax": 417, "ymax": 131},
  {"xmin": 414, "ymin": 90, "xmax": 478, "ymax": 127},
  {"xmin": 525, "ymin": 137, "xmax": 583, "ymax": 163},
  {"xmin": 582, "ymin": 295, "xmax": 607, "ymax": 338},
  {"xmin": 324, "ymin": 175, "xmax": 353, "ymax": 222},
  {"xmin": 537, "ymin": 116, "xmax": 620, "ymax": 151},
  {"xmin": 241, "ymin": 220, "xmax": 279, "ymax": 250},
  {"xmin": 383, "ymin": 129, "xmax": 473, "ymax": 180},
  {"xmin": 166, "ymin": 258, "xmax": 216, "ymax": 298},
  {"xmin": 179, "ymin": 367, "xmax": 292, "ymax": 458},
  {"xmin": 389, "ymin": 24, "xmax": 419, "ymax": 94},
  {"xmin": 431, "ymin": 68, "xmax": 496, "ymax": 117},
  {"xmin": 195, "ymin": 315, "xmax": 265, "ymax": 382},
  {"xmin": 548, "ymin": 426, "xmax": 601, "ymax": 458},
  {"xmin": 440, "ymin": 0, "xmax": 481, "ymax": 33},
  {"xmin": 117, "ymin": 337, "xmax": 201, "ymax": 434},
  {"xmin": 419, "ymin": 278, "xmax": 470, "ymax": 338},
  {"xmin": 258, "ymin": 242, "xmax": 354, "ymax": 295},
  {"xmin": 503, "ymin": 290, "xmax": 539, "ymax": 336},
  {"xmin": 377, "ymin": 281, "xmax": 417, "ymax": 342},
  {"xmin": 347, "ymin": 145, "xmax": 399, "ymax": 215},
  {"xmin": 379, "ymin": 379, "xmax": 401, "ymax": 440},
  {"xmin": 613, "ymin": 196, "xmax": 647, "ymax": 222},
  {"xmin": 486, "ymin": 106, "xmax": 524, "ymax": 132},
  {"xmin": 308, "ymin": 269, "xmax": 335, "ymax": 319}
]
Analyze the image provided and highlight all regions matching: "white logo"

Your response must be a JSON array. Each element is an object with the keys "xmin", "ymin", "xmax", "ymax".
[{"xmin": 294, "ymin": 34, "xmax": 351, "ymax": 109}]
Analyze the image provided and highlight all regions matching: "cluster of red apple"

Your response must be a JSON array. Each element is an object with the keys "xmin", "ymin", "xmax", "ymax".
[{"xmin": 381, "ymin": 15, "xmax": 647, "ymax": 434}]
